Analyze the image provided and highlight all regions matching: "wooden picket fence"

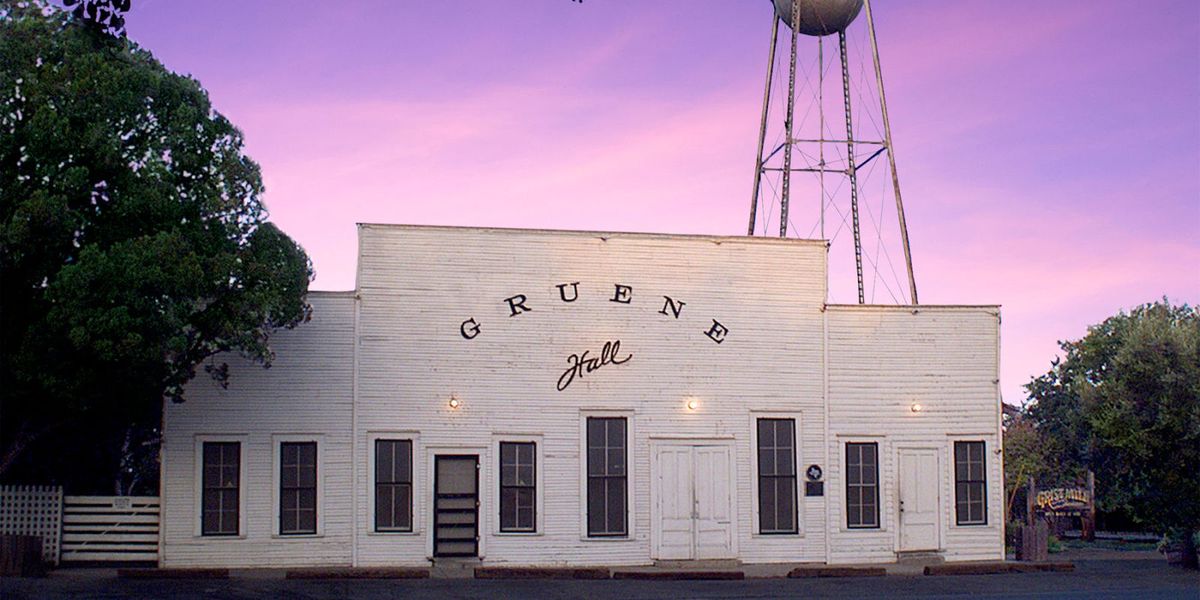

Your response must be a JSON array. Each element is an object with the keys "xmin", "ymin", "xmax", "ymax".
[{"xmin": 61, "ymin": 495, "xmax": 159, "ymax": 564}]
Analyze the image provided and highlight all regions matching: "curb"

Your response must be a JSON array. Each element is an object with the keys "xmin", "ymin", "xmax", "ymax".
[
  {"xmin": 788, "ymin": 566, "xmax": 887, "ymax": 578},
  {"xmin": 611, "ymin": 570, "xmax": 745, "ymax": 580},
  {"xmin": 923, "ymin": 562, "xmax": 1075, "ymax": 576},
  {"xmin": 117, "ymin": 568, "xmax": 229, "ymax": 579},
  {"xmin": 285, "ymin": 567, "xmax": 430, "ymax": 579},
  {"xmin": 474, "ymin": 567, "xmax": 610, "ymax": 580}
]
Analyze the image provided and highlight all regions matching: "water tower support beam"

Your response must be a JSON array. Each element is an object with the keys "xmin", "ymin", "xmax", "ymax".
[
  {"xmin": 778, "ymin": 0, "xmax": 800, "ymax": 238},
  {"xmin": 839, "ymin": 30, "xmax": 866, "ymax": 304},
  {"xmin": 864, "ymin": 0, "xmax": 919, "ymax": 304},
  {"xmin": 747, "ymin": 15, "xmax": 780, "ymax": 236}
]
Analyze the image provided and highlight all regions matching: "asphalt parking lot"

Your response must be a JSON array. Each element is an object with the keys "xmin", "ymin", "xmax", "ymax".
[{"xmin": 3, "ymin": 552, "xmax": 1196, "ymax": 599}]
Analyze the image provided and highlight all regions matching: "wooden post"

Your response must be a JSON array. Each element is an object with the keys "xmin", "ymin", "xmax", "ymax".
[
  {"xmin": 1026, "ymin": 476, "xmax": 1035, "ymax": 528},
  {"xmin": 1082, "ymin": 470, "xmax": 1096, "ymax": 542}
]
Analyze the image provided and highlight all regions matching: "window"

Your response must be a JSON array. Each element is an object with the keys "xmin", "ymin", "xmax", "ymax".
[
  {"xmin": 499, "ymin": 442, "xmax": 536, "ymax": 532},
  {"xmin": 279, "ymin": 442, "xmax": 317, "ymax": 535},
  {"xmin": 955, "ymin": 441, "xmax": 987, "ymax": 525},
  {"xmin": 201, "ymin": 442, "xmax": 240, "ymax": 536},
  {"xmin": 757, "ymin": 418, "xmax": 797, "ymax": 534},
  {"xmin": 586, "ymin": 417, "xmax": 627, "ymax": 537},
  {"xmin": 846, "ymin": 442, "xmax": 879, "ymax": 529},
  {"xmin": 375, "ymin": 439, "xmax": 413, "ymax": 532}
]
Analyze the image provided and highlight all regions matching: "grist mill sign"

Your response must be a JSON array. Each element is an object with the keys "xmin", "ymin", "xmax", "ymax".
[{"xmin": 458, "ymin": 281, "xmax": 730, "ymax": 391}]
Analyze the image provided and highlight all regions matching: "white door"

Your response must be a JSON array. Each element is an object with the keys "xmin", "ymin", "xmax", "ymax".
[
  {"xmin": 656, "ymin": 446, "xmax": 694, "ymax": 560},
  {"xmin": 898, "ymin": 448, "xmax": 940, "ymax": 551},
  {"xmin": 693, "ymin": 445, "xmax": 734, "ymax": 559},
  {"xmin": 653, "ymin": 444, "xmax": 734, "ymax": 560}
]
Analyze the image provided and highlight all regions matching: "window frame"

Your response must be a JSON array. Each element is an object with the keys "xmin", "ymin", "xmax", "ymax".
[
  {"xmin": 278, "ymin": 441, "xmax": 318, "ymax": 536},
  {"xmin": 270, "ymin": 434, "xmax": 324, "ymax": 538},
  {"xmin": 754, "ymin": 417, "xmax": 799, "ymax": 535},
  {"xmin": 372, "ymin": 436, "xmax": 416, "ymax": 534},
  {"xmin": 194, "ymin": 435, "xmax": 246, "ymax": 538},
  {"xmin": 580, "ymin": 412, "xmax": 633, "ymax": 540},
  {"xmin": 845, "ymin": 441, "xmax": 881, "ymax": 530},
  {"xmin": 953, "ymin": 441, "xmax": 988, "ymax": 526},
  {"xmin": 498, "ymin": 441, "xmax": 538, "ymax": 533}
]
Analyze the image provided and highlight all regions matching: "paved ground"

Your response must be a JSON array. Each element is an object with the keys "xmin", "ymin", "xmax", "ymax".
[{"xmin": 3, "ymin": 550, "xmax": 1196, "ymax": 599}]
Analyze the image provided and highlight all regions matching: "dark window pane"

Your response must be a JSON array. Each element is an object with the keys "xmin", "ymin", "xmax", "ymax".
[
  {"xmin": 500, "ymin": 488, "xmax": 517, "ymax": 530},
  {"xmin": 395, "ymin": 441, "xmax": 411, "ymax": 481},
  {"xmin": 587, "ymin": 448, "xmax": 605, "ymax": 476},
  {"xmin": 954, "ymin": 442, "xmax": 987, "ymax": 525},
  {"xmin": 201, "ymin": 442, "xmax": 239, "ymax": 536},
  {"xmin": 846, "ymin": 442, "xmax": 879, "ymax": 529},
  {"xmin": 587, "ymin": 419, "xmax": 626, "ymax": 537},
  {"xmin": 777, "ymin": 449, "xmax": 794, "ymax": 475},
  {"xmin": 376, "ymin": 442, "xmax": 393, "ymax": 483},
  {"xmin": 375, "ymin": 486, "xmax": 392, "ymax": 529},
  {"xmin": 397, "ymin": 484, "xmax": 412, "ymax": 529},
  {"xmin": 280, "ymin": 442, "xmax": 317, "ymax": 535},
  {"xmin": 759, "ymin": 478, "xmax": 777, "ymax": 530},
  {"xmin": 759, "ymin": 448, "xmax": 775, "ymax": 475},
  {"xmin": 607, "ymin": 478, "xmax": 626, "ymax": 534},
  {"xmin": 758, "ymin": 419, "xmax": 774, "ymax": 446},
  {"xmin": 375, "ymin": 441, "xmax": 412, "ymax": 532},
  {"xmin": 778, "ymin": 481, "xmax": 796, "ymax": 531},
  {"xmin": 607, "ymin": 419, "xmax": 625, "ymax": 447},
  {"xmin": 587, "ymin": 478, "xmax": 605, "ymax": 533},
  {"xmin": 757, "ymin": 419, "xmax": 797, "ymax": 534},
  {"xmin": 608, "ymin": 449, "xmax": 625, "ymax": 475},
  {"xmin": 587, "ymin": 419, "xmax": 605, "ymax": 447},
  {"xmin": 499, "ymin": 442, "xmax": 537, "ymax": 532}
]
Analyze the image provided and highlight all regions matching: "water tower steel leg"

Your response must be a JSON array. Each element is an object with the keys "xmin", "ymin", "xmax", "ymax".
[
  {"xmin": 748, "ymin": 15, "xmax": 780, "ymax": 236},
  {"xmin": 779, "ymin": 1, "xmax": 800, "ymax": 239},
  {"xmin": 839, "ymin": 31, "xmax": 865, "ymax": 304},
  {"xmin": 864, "ymin": 0, "xmax": 918, "ymax": 304}
]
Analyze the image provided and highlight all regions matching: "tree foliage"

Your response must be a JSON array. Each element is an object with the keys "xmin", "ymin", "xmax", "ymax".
[
  {"xmin": 1024, "ymin": 300, "xmax": 1200, "ymax": 539},
  {"xmin": 0, "ymin": 1, "xmax": 312, "ymax": 484}
]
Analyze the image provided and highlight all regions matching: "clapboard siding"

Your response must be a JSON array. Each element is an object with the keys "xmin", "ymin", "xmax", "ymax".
[
  {"xmin": 826, "ymin": 306, "xmax": 1003, "ymax": 563},
  {"xmin": 354, "ymin": 225, "xmax": 828, "ymax": 566},
  {"xmin": 161, "ymin": 292, "xmax": 355, "ymax": 568},
  {"xmin": 161, "ymin": 224, "xmax": 1004, "ymax": 568}
]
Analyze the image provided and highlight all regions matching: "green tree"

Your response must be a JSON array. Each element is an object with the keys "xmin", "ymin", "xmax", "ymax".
[
  {"xmin": 1025, "ymin": 299, "xmax": 1200, "ymax": 566},
  {"xmin": 0, "ymin": 1, "xmax": 312, "ymax": 486}
]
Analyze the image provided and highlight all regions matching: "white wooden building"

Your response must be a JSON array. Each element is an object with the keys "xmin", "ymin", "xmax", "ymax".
[{"xmin": 160, "ymin": 224, "xmax": 1003, "ymax": 568}]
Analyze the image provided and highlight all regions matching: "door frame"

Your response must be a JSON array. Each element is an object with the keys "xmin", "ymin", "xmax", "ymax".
[
  {"xmin": 893, "ymin": 445, "xmax": 942, "ymax": 553},
  {"xmin": 649, "ymin": 438, "xmax": 738, "ymax": 560},
  {"xmin": 425, "ymin": 446, "xmax": 487, "ymax": 559}
]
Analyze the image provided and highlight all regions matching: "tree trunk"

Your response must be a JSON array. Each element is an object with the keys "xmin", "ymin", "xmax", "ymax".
[{"xmin": 0, "ymin": 419, "xmax": 67, "ymax": 477}]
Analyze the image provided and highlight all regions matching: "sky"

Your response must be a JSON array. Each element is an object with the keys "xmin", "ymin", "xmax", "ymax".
[{"xmin": 122, "ymin": 0, "xmax": 1200, "ymax": 406}]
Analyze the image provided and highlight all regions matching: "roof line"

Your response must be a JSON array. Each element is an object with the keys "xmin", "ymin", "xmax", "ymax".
[{"xmin": 357, "ymin": 222, "xmax": 829, "ymax": 246}]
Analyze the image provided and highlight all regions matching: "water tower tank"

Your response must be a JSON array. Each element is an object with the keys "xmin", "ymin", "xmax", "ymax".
[{"xmin": 773, "ymin": 0, "xmax": 864, "ymax": 36}]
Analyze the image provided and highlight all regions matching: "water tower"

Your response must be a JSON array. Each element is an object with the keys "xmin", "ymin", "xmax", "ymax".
[{"xmin": 747, "ymin": 0, "xmax": 918, "ymax": 305}]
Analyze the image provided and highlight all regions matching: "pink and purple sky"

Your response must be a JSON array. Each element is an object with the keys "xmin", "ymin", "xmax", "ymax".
[{"xmin": 123, "ymin": 0, "xmax": 1199, "ymax": 406}]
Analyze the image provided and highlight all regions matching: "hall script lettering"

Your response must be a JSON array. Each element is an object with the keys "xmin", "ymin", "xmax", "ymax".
[{"xmin": 556, "ymin": 340, "xmax": 632, "ymax": 392}]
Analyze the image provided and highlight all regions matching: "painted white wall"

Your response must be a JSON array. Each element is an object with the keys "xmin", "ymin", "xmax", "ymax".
[
  {"xmin": 825, "ymin": 305, "xmax": 1004, "ymax": 564},
  {"xmin": 353, "ymin": 225, "xmax": 829, "ymax": 567},
  {"xmin": 161, "ymin": 225, "xmax": 1002, "ymax": 568},
  {"xmin": 161, "ymin": 292, "xmax": 355, "ymax": 568}
]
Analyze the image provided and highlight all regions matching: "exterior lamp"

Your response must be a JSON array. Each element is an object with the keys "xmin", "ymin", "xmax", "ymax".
[
  {"xmin": 910, "ymin": 402, "xmax": 923, "ymax": 413},
  {"xmin": 448, "ymin": 396, "xmax": 461, "ymax": 410},
  {"xmin": 686, "ymin": 397, "xmax": 699, "ymax": 411}
]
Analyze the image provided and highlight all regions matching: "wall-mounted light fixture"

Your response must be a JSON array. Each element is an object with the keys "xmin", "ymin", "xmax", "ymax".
[
  {"xmin": 448, "ymin": 396, "xmax": 461, "ymax": 410},
  {"xmin": 910, "ymin": 402, "xmax": 924, "ymax": 413},
  {"xmin": 686, "ymin": 397, "xmax": 699, "ymax": 411}
]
